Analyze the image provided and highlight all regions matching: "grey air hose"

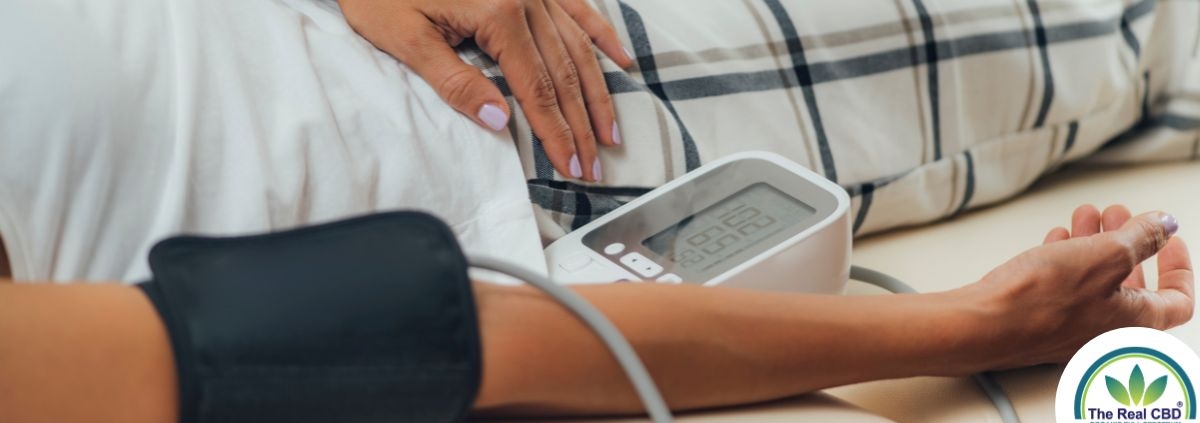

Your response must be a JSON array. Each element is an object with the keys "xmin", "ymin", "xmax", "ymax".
[
  {"xmin": 469, "ymin": 256, "xmax": 675, "ymax": 423},
  {"xmin": 849, "ymin": 265, "xmax": 1021, "ymax": 423}
]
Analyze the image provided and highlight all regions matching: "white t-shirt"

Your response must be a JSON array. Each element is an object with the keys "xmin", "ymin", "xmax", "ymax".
[{"xmin": 0, "ymin": 0, "xmax": 546, "ymax": 282}]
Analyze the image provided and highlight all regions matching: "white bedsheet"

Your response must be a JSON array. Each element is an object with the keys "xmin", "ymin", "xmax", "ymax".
[{"xmin": 0, "ymin": 0, "xmax": 546, "ymax": 282}]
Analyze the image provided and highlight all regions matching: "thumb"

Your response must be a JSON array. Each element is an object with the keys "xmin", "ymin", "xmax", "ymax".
[
  {"xmin": 389, "ymin": 26, "xmax": 511, "ymax": 132},
  {"xmin": 1096, "ymin": 212, "xmax": 1179, "ymax": 276},
  {"xmin": 1152, "ymin": 237, "xmax": 1194, "ymax": 328}
]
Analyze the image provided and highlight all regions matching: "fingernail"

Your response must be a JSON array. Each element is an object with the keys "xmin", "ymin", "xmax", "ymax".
[
  {"xmin": 1163, "ymin": 214, "xmax": 1180, "ymax": 237},
  {"xmin": 623, "ymin": 47, "xmax": 635, "ymax": 62},
  {"xmin": 478, "ymin": 103, "xmax": 508, "ymax": 131},
  {"xmin": 568, "ymin": 154, "xmax": 583, "ymax": 179},
  {"xmin": 593, "ymin": 157, "xmax": 603, "ymax": 181},
  {"xmin": 611, "ymin": 122, "xmax": 623, "ymax": 146}
]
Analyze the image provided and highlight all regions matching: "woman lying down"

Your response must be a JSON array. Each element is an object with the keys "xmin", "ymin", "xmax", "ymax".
[{"xmin": 0, "ymin": 0, "xmax": 1194, "ymax": 421}]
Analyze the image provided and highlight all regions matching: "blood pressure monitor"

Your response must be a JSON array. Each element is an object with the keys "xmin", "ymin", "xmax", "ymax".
[{"xmin": 545, "ymin": 151, "xmax": 852, "ymax": 293}]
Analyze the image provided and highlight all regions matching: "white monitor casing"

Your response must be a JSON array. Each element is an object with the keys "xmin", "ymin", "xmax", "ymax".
[{"xmin": 544, "ymin": 151, "xmax": 852, "ymax": 294}]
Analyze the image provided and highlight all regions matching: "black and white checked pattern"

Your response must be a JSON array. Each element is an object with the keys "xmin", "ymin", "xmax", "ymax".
[{"xmin": 463, "ymin": 0, "xmax": 1200, "ymax": 242}]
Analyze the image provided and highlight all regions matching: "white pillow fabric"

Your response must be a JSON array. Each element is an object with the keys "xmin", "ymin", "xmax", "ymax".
[{"xmin": 0, "ymin": 0, "xmax": 545, "ymax": 282}]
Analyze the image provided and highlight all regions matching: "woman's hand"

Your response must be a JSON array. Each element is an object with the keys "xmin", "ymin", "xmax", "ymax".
[
  {"xmin": 963, "ymin": 205, "xmax": 1193, "ymax": 369},
  {"xmin": 338, "ymin": 0, "xmax": 635, "ymax": 182}
]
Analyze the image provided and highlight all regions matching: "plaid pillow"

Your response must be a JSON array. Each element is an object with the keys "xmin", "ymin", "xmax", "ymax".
[{"xmin": 463, "ymin": 0, "xmax": 1200, "ymax": 242}]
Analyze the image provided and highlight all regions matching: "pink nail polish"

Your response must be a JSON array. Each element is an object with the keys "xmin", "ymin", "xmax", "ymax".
[
  {"xmin": 612, "ymin": 122, "xmax": 623, "ymax": 146},
  {"xmin": 593, "ymin": 157, "xmax": 603, "ymax": 181},
  {"xmin": 623, "ymin": 47, "xmax": 635, "ymax": 62},
  {"xmin": 568, "ymin": 154, "xmax": 583, "ymax": 179},
  {"xmin": 478, "ymin": 104, "xmax": 508, "ymax": 131},
  {"xmin": 1163, "ymin": 214, "xmax": 1180, "ymax": 236}
]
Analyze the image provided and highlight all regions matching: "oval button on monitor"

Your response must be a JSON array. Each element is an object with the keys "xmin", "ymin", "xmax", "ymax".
[
  {"xmin": 558, "ymin": 253, "xmax": 593, "ymax": 272},
  {"xmin": 656, "ymin": 273, "xmax": 683, "ymax": 284},
  {"xmin": 604, "ymin": 243, "xmax": 626, "ymax": 255}
]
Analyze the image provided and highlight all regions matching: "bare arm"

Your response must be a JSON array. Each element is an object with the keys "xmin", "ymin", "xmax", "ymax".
[
  {"xmin": 473, "ymin": 282, "xmax": 990, "ymax": 415},
  {"xmin": 0, "ymin": 208, "xmax": 1192, "ymax": 422},
  {"xmin": 0, "ymin": 280, "xmax": 992, "ymax": 422},
  {"xmin": 473, "ymin": 208, "xmax": 1193, "ymax": 416},
  {"xmin": 0, "ymin": 283, "xmax": 177, "ymax": 423}
]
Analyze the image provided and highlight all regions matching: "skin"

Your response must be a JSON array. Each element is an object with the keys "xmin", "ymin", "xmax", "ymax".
[
  {"xmin": 338, "ymin": 0, "xmax": 635, "ymax": 182},
  {"xmin": 0, "ymin": 205, "xmax": 1192, "ymax": 422}
]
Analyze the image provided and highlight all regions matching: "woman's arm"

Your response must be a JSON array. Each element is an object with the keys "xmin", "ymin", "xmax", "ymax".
[
  {"xmin": 0, "ymin": 280, "xmax": 976, "ymax": 422},
  {"xmin": 473, "ymin": 282, "xmax": 991, "ymax": 415},
  {"xmin": 0, "ymin": 283, "xmax": 177, "ymax": 423},
  {"xmin": 0, "ymin": 209, "xmax": 1191, "ymax": 422},
  {"xmin": 473, "ymin": 208, "xmax": 1193, "ymax": 415}
]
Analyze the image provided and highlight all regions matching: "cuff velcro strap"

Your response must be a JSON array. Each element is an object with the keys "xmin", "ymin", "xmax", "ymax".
[{"xmin": 138, "ymin": 211, "xmax": 481, "ymax": 423}]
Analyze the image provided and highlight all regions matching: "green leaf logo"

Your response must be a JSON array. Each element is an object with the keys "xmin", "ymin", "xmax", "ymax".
[
  {"xmin": 1107, "ymin": 365, "xmax": 1170, "ymax": 406},
  {"xmin": 1131, "ymin": 365, "xmax": 1145, "ymax": 404},
  {"xmin": 1145, "ymin": 376, "xmax": 1169, "ymax": 405},
  {"xmin": 1108, "ymin": 376, "xmax": 1132, "ymax": 406}
]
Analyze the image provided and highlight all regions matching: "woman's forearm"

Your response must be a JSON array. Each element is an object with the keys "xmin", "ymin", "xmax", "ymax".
[
  {"xmin": 1, "ymin": 280, "xmax": 991, "ymax": 422},
  {"xmin": 473, "ymin": 282, "xmax": 997, "ymax": 416},
  {"xmin": 0, "ymin": 283, "xmax": 178, "ymax": 423},
  {"xmin": 3, "ymin": 229, "xmax": 1181, "ymax": 422}
]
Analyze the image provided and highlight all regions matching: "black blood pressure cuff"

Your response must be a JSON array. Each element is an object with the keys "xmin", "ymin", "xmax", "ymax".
[{"xmin": 137, "ymin": 211, "xmax": 481, "ymax": 423}]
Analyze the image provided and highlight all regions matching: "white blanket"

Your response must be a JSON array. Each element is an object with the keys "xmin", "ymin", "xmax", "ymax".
[{"xmin": 0, "ymin": 0, "xmax": 545, "ymax": 282}]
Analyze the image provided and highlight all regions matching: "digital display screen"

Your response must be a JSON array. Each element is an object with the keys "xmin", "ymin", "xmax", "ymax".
[{"xmin": 642, "ymin": 183, "xmax": 815, "ymax": 273}]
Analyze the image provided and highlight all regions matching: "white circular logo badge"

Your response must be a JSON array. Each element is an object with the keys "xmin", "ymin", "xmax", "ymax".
[{"xmin": 1057, "ymin": 328, "xmax": 1200, "ymax": 423}]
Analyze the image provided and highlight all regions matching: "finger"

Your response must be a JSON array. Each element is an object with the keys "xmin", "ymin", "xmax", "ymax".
[
  {"xmin": 359, "ymin": 14, "xmax": 511, "ymax": 132},
  {"xmin": 1043, "ymin": 227, "xmax": 1070, "ymax": 245},
  {"xmin": 1159, "ymin": 237, "xmax": 1194, "ymax": 296},
  {"xmin": 555, "ymin": 0, "xmax": 634, "ymax": 68},
  {"xmin": 476, "ymin": 4, "xmax": 579, "ymax": 179},
  {"xmin": 1102, "ymin": 205, "xmax": 1145, "ymax": 288},
  {"xmin": 1071, "ymin": 204, "xmax": 1102, "ymax": 238},
  {"xmin": 1159, "ymin": 236, "xmax": 1195, "ymax": 302},
  {"xmin": 547, "ymin": 0, "xmax": 619, "ymax": 154},
  {"xmin": 1148, "ymin": 237, "xmax": 1194, "ymax": 328},
  {"xmin": 528, "ymin": 0, "xmax": 598, "ymax": 181},
  {"xmin": 1101, "ymin": 205, "xmax": 1133, "ymax": 231},
  {"xmin": 1093, "ymin": 212, "xmax": 1176, "ymax": 283}
]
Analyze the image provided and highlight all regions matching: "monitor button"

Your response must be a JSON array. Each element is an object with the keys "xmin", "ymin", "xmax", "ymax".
[
  {"xmin": 656, "ymin": 273, "xmax": 683, "ymax": 284},
  {"xmin": 603, "ymin": 242, "xmax": 626, "ymax": 255},
  {"xmin": 619, "ymin": 252, "xmax": 663, "ymax": 278},
  {"xmin": 557, "ymin": 253, "xmax": 593, "ymax": 272}
]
